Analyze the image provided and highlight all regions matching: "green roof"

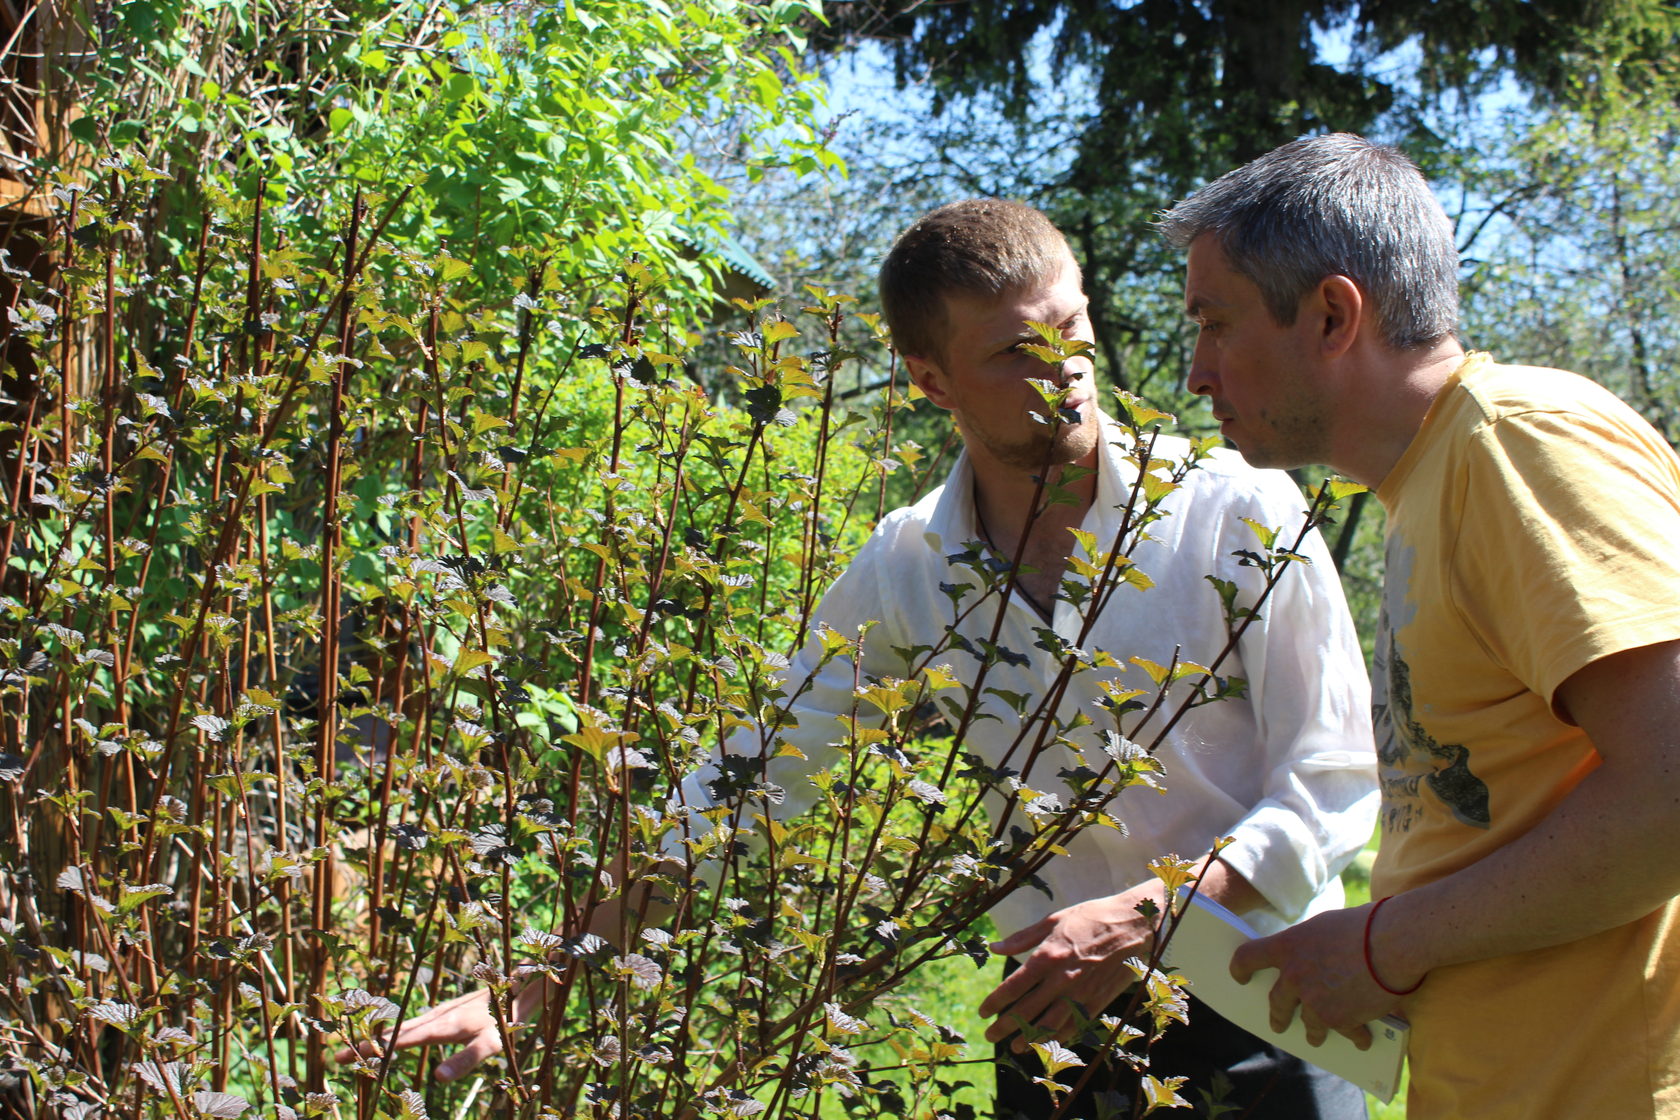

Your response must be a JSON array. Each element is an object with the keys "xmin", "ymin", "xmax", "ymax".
[{"xmin": 674, "ymin": 226, "xmax": 774, "ymax": 292}]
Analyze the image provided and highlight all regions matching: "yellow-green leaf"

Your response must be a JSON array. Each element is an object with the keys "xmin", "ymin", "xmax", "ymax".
[
  {"xmin": 856, "ymin": 680, "xmax": 911, "ymax": 715},
  {"xmin": 451, "ymin": 648, "xmax": 493, "ymax": 676},
  {"xmin": 1171, "ymin": 661, "xmax": 1212, "ymax": 682},
  {"xmin": 761, "ymin": 320, "xmax": 798, "ymax": 344},
  {"xmin": 919, "ymin": 664, "xmax": 961, "ymax": 690},
  {"xmin": 1240, "ymin": 517, "xmax": 1278, "ymax": 549},
  {"xmin": 562, "ymin": 723, "xmax": 631, "ymax": 761},
  {"xmin": 1129, "ymin": 657, "xmax": 1169, "ymax": 685},
  {"xmin": 1324, "ymin": 477, "xmax": 1368, "ymax": 502}
]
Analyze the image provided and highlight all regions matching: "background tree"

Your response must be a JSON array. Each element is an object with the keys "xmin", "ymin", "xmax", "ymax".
[
  {"xmin": 809, "ymin": 0, "xmax": 1673, "ymax": 380},
  {"xmin": 1458, "ymin": 96, "xmax": 1680, "ymax": 441},
  {"xmin": 724, "ymin": 0, "xmax": 1678, "ymax": 639}
]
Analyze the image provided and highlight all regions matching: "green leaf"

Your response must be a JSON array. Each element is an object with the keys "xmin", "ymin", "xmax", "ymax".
[
  {"xmin": 451, "ymin": 648, "xmax": 494, "ymax": 676},
  {"xmin": 856, "ymin": 678, "xmax": 911, "ymax": 716},
  {"xmin": 1140, "ymin": 1074, "xmax": 1191, "ymax": 1114},
  {"xmin": 1113, "ymin": 390, "xmax": 1176, "ymax": 430},
  {"xmin": 1171, "ymin": 661, "xmax": 1212, "ymax": 682},
  {"xmin": 562, "ymin": 723, "xmax": 631, "ymax": 762},
  {"xmin": 1239, "ymin": 518, "xmax": 1278, "ymax": 549},
  {"xmin": 919, "ymin": 664, "xmax": 961, "ymax": 690},
  {"xmin": 116, "ymin": 883, "xmax": 174, "ymax": 915},
  {"xmin": 1324, "ymin": 477, "xmax": 1367, "ymax": 502},
  {"xmin": 1129, "ymin": 656, "xmax": 1169, "ymax": 685},
  {"xmin": 436, "ymin": 255, "xmax": 473, "ymax": 283},
  {"xmin": 1030, "ymin": 1039, "xmax": 1085, "ymax": 1076},
  {"xmin": 1139, "ymin": 473, "xmax": 1178, "ymax": 503}
]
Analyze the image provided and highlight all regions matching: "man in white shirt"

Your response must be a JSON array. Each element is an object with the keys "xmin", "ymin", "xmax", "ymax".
[
  {"xmin": 755, "ymin": 198, "xmax": 1376, "ymax": 1118},
  {"xmin": 367, "ymin": 200, "xmax": 1377, "ymax": 1118}
]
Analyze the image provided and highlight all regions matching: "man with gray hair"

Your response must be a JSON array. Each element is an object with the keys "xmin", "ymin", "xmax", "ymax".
[{"xmin": 1161, "ymin": 132, "xmax": 1680, "ymax": 1119}]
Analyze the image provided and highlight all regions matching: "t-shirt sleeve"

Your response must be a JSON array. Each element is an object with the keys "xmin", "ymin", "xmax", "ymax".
[{"xmin": 1452, "ymin": 403, "xmax": 1680, "ymax": 714}]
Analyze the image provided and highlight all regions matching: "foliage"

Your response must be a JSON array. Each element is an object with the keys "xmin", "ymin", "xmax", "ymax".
[
  {"xmin": 0, "ymin": 145, "xmax": 1360, "ymax": 1114},
  {"xmin": 0, "ymin": 3, "xmax": 1378, "ymax": 1118},
  {"xmin": 812, "ymin": 0, "xmax": 1680, "ymax": 167},
  {"xmin": 789, "ymin": 0, "xmax": 1679, "ymax": 404},
  {"xmin": 720, "ymin": 7, "xmax": 1680, "ymax": 655},
  {"xmin": 62, "ymin": 0, "xmax": 827, "ymax": 325}
]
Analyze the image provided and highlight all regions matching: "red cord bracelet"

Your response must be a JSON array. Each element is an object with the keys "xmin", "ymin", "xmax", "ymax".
[{"xmin": 1363, "ymin": 894, "xmax": 1424, "ymax": 996}]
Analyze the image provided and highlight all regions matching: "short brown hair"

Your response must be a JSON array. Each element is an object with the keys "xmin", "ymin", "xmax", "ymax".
[{"xmin": 878, "ymin": 199, "xmax": 1073, "ymax": 361}]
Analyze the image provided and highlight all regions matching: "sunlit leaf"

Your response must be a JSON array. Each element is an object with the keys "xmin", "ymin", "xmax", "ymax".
[
  {"xmin": 1140, "ymin": 1074, "xmax": 1191, "ymax": 1114},
  {"xmin": 192, "ymin": 1091, "xmax": 249, "ymax": 1118},
  {"xmin": 1030, "ymin": 1038, "xmax": 1086, "ymax": 1076},
  {"xmin": 1129, "ymin": 656, "xmax": 1170, "ymax": 685},
  {"xmin": 1240, "ymin": 517, "xmax": 1278, "ymax": 549}
]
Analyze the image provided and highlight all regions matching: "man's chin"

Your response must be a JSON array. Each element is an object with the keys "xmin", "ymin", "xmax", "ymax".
[
  {"xmin": 1225, "ymin": 439, "xmax": 1302, "ymax": 472},
  {"xmin": 981, "ymin": 417, "xmax": 1103, "ymax": 475},
  {"xmin": 1051, "ymin": 418, "xmax": 1101, "ymax": 465},
  {"xmin": 1225, "ymin": 439, "xmax": 1267, "ymax": 466}
]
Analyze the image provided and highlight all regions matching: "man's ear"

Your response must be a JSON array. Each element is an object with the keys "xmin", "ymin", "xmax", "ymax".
[
  {"xmin": 905, "ymin": 354, "xmax": 955, "ymax": 410},
  {"xmin": 1313, "ymin": 274, "xmax": 1364, "ymax": 358}
]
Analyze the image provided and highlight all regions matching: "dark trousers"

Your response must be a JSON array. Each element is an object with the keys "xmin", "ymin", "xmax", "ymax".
[{"xmin": 994, "ymin": 985, "xmax": 1367, "ymax": 1120}]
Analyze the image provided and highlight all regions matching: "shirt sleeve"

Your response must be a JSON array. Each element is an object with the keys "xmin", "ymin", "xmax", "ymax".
[
  {"xmin": 1210, "ymin": 472, "xmax": 1380, "ymax": 924},
  {"xmin": 662, "ymin": 521, "xmax": 906, "ymax": 867},
  {"xmin": 1451, "ymin": 404, "xmax": 1680, "ymax": 713}
]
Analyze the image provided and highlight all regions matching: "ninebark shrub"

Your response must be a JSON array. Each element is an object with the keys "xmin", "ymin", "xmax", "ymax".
[{"xmin": 0, "ymin": 5, "xmax": 1360, "ymax": 1117}]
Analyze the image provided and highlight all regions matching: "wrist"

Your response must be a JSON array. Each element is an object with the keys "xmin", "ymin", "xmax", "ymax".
[
  {"xmin": 1196, "ymin": 857, "xmax": 1264, "ymax": 914},
  {"xmin": 1364, "ymin": 893, "xmax": 1428, "ymax": 995}
]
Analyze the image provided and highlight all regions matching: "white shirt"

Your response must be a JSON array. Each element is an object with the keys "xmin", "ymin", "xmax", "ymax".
[{"xmin": 673, "ymin": 416, "xmax": 1377, "ymax": 938}]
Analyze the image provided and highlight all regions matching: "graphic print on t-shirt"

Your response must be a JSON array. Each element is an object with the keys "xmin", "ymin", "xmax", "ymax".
[{"xmin": 1372, "ymin": 539, "xmax": 1491, "ymax": 833}]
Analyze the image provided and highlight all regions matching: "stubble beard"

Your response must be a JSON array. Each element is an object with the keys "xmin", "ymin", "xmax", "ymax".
[
  {"xmin": 982, "ymin": 409, "xmax": 1102, "ymax": 475},
  {"xmin": 1241, "ymin": 406, "xmax": 1329, "ymax": 473}
]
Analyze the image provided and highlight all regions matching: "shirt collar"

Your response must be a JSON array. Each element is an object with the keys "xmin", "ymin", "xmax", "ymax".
[{"xmin": 920, "ymin": 410, "xmax": 1126, "ymax": 559}]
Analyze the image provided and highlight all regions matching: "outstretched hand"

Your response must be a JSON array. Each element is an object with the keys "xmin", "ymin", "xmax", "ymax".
[
  {"xmin": 334, "ymin": 980, "xmax": 547, "ymax": 1082},
  {"xmin": 333, "ymin": 880, "xmax": 664, "ymax": 1081},
  {"xmin": 979, "ymin": 881, "xmax": 1164, "ymax": 1051}
]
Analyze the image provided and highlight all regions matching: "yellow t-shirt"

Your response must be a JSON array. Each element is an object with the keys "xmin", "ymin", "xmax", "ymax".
[{"xmin": 1372, "ymin": 353, "xmax": 1680, "ymax": 1119}]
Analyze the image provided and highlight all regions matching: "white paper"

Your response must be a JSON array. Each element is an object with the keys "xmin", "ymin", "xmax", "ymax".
[{"xmin": 1159, "ymin": 892, "xmax": 1409, "ymax": 1102}]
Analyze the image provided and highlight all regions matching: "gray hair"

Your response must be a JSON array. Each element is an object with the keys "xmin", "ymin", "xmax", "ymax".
[{"xmin": 1157, "ymin": 133, "xmax": 1459, "ymax": 350}]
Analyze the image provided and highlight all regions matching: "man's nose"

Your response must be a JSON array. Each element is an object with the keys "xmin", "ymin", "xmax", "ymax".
[{"xmin": 1185, "ymin": 341, "xmax": 1216, "ymax": 397}]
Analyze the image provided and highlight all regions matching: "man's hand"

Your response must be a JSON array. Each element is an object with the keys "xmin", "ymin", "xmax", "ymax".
[
  {"xmin": 979, "ymin": 881, "xmax": 1164, "ymax": 1051},
  {"xmin": 1229, "ymin": 902, "xmax": 1403, "ymax": 1050},
  {"xmin": 331, "ymin": 871, "xmax": 672, "ymax": 1082},
  {"xmin": 334, "ymin": 980, "xmax": 546, "ymax": 1082}
]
